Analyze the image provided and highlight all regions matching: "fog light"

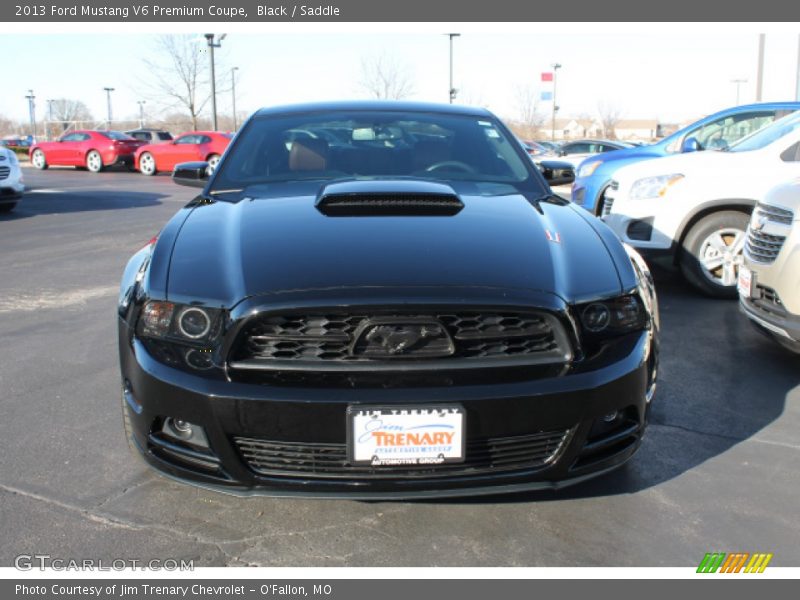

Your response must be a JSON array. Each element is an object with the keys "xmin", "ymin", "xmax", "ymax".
[
  {"xmin": 603, "ymin": 411, "xmax": 619, "ymax": 423},
  {"xmin": 161, "ymin": 418, "xmax": 210, "ymax": 449}
]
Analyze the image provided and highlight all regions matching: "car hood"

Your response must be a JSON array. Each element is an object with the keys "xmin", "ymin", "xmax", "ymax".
[{"xmin": 165, "ymin": 183, "xmax": 627, "ymax": 308}]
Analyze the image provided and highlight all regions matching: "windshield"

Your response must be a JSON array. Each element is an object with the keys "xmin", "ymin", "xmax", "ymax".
[
  {"xmin": 210, "ymin": 110, "xmax": 541, "ymax": 195},
  {"xmin": 727, "ymin": 111, "xmax": 800, "ymax": 153}
]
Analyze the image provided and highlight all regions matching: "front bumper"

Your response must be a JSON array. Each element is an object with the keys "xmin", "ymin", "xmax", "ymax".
[
  {"xmin": 119, "ymin": 319, "xmax": 655, "ymax": 499},
  {"xmin": 0, "ymin": 170, "xmax": 24, "ymax": 202}
]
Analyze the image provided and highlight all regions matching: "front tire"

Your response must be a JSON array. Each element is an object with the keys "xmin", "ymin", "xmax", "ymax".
[
  {"xmin": 86, "ymin": 150, "xmax": 104, "ymax": 173},
  {"xmin": 679, "ymin": 211, "xmax": 749, "ymax": 298},
  {"xmin": 31, "ymin": 149, "xmax": 48, "ymax": 170},
  {"xmin": 138, "ymin": 152, "xmax": 156, "ymax": 176}
]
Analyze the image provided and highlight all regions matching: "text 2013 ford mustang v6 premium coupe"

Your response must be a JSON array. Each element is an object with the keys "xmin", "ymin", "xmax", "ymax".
[{"xmin": 118, "ymin": 101, "xmax": 659, "ymax": 498}]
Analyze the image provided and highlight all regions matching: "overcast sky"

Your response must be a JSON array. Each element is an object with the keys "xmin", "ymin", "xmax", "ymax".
[{"xmin": 1, "ymin": 29, "xmax": 799, "ymax": 127}]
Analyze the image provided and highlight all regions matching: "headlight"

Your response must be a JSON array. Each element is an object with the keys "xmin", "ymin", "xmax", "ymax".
[
  {"xmin": 138, "ymin": 300, "xmax": 221, "ymax": 344},
  {"xmin": 576, "ymin": 294, "xmax": 647, "ymax": 337},
  {"xmin": 629, "ymin": 173, "xmax": 684, "ymax": 200},
  {"xmin": 577, "ymin": 160, "xmax": 602, "ymax": 178}
]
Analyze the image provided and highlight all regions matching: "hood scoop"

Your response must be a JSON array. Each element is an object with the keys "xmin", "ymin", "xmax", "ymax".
[{"xmin": 316, "ymin": 180, "xmax": 464, "ymax": 216}]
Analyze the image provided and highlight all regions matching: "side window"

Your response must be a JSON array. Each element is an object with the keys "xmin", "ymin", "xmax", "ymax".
[
  {"xmin": 61, "ymin": 133, "xmax": 81, "ymax": 142},
  {"xmin": 78, "ymin": 133, "xmax": 92, "ymax": 142},
  {"xmin": 198, "ymin": 135, "xmax": 212, "ymax": 144},
  {"xmin": 563, "ymin": 143, "xmax": 589, "ymax": 155},
  {"xmin": 131, "ymin": 132, "xmax": 149, "ymax": 141},
  {"xmin": 671, "ymin": 111, "xmax": 778, "ymax": 152},
  {"xmin": 175, "ymin": 135, "xmax": 197, "ymax": 145},
  {"xmin": 780, "ymin": 141, "xmax": 800, "ymax": 162},
  {"xmin": 158, "ymin": 132, "xmax": 173, "ymax": 141}
]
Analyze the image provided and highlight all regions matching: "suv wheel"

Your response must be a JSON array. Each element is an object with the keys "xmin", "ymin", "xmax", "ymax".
[{"xmin": 680, "ymin": 211, "xmax": 749, "ymax": 298}]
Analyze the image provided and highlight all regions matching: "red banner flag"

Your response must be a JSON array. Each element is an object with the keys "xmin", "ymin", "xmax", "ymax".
[{"xmin": 541, "ymin": 72, "xmax": 553, "ymax": 82}]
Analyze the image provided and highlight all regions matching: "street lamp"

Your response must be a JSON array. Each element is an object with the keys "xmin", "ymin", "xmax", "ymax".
[
  {"xmin": 25, "ymin": 90, "xmax": 36, "ymax": 141},
  {"xmin": 550, "ymin": 63, "xmax": 562, "ymax": 143},
  {"xmin": 103, "ymin": 87, "xmax": 115, "ymax": 128},
  {"xmin": 447, "ymin": 33, "xmax": 460, "ymax": 104},
  {"xmin": 231, "ymin": 67, "xmax": 239, "ymax": 131},
  {"xmin": 731, "ymin": 79, "xmax": 747, "ymax": 105},
  {"xmin": 205, "ymin": 33, "xmax": 226, "ymax": 131},
  {"xmin": 137, "ymin": 100, "xmax": 146, "ymax": 128}
]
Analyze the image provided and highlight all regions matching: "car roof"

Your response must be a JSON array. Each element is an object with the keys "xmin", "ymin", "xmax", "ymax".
[
  {"xmin": 125, "ymin": 128, "xmax": 169, "ymax": 133},
  {"xmin": 253, "ymin": 100, "xmax": 494, "ymax": 119}
]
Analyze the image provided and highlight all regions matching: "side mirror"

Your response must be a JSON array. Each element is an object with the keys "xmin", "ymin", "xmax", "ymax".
[
  {"xmin": 681, "ymin": 137, "xmax": 701, "ymax": 153},
  {"xmin": 173, "ymin": 161, "xmax": 209, "ymax": 188},
  {"xmin": 538, "ymin": 160, "xmax": 576, "ymax": 186}
]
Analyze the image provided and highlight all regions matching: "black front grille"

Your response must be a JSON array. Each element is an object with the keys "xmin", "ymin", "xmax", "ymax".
[
  {"xmin": 229, "ymin": 311, "xmax": 569, "ymax": 370},
  {"xmin": 753, "ymin": 285, "xmax": 786, "ymax": 316},
  {"xmin": 0, "ymin": 166, "xmax": 10, "ymax": 180},
  {"xmin": 745, "ymin": 230, "xmax": 786, "ymax": 264},
  {"xmin": 234, "ymin": 429, "xmax": 571, "ymax": 480}
]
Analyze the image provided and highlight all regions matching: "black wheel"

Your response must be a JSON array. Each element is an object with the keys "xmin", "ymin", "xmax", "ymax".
[
  {"xmin": 679, "ymin": 211, "xmax": 749, "ymax": 298},
  {"xmin": 0, "ymin": 202, "xmax": 17, "ymax": 213},
  {"xmin": 31, "ymin": 149, "xmax": 48, "ymax": 170}
]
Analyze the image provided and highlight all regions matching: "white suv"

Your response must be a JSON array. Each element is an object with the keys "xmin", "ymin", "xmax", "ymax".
[
  {"xmin": 739, "ymin": 179, "xmax": 800, "ymax": 352},
  {"xmin": 602, "ymin": 111, "xmax": 800, "ymax": 297}
]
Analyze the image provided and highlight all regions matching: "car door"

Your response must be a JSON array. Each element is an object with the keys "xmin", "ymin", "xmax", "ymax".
[
  {"xmin": 161, "ymin": 134, "xmax": 200, "ymax": 170},
  {"xmin": 50, "ymin": 132, "xmax": 83, "ymax": 165}
]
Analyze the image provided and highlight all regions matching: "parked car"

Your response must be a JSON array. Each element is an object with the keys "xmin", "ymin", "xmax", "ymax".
[
  {"xmin": 535, "ymin": 140, "xmax": 561, "ymax": 154},
  {"xmin": 518, "ymin": 139, "xmax": 553, "ymax": 158},
  {"xmin": 29, "ymin": 130, "xmax": 145, "ymax": 173},
  {"xmin": 0, "ymin": 146, "xmax": 24, "ymax": 212},
  {"xmin": 572, "ymin": 102, "xmax": 800, "ymax": 215},
  {"xmin": 125, "ymin": 129, "xmax": 174, "ymax": 144},
  {"xmin": 1, "ymin": 136, "xmax": 32, "ymax": 149},
  {"xmin": 557, "ymin": 139, "xmax": 634, "ymax": 167},
  {"xmin": 739, "ymin": 179, "xmax": 800, "ymax": 353},
  {"xmin": 134, "ymin": 131, "xmax": 232, "ymax": 176},
  {"xmin": 117, "ymin": 101, "xmax": 659, "ymax": 498},
  {"xmin": 602, "ymin": 110, "xmax": 800, "ymax": 298}
]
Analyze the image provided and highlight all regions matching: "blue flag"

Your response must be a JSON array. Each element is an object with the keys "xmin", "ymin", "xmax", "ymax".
[{"xmin": 540, "ymin": 91, "xmax": 553, "ymax": 101}]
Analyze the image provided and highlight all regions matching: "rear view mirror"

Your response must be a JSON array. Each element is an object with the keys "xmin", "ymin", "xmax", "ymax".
[
  {"xmin": 538, "ymin": 160, "xmax": 576, "ymax": 186},
  {"xmin": 173, "ymin": 161, "xmax": 209, "ymax": 188},
  {"xmin": 681, "ymin": 137, "xmax": 701, "ymax": 153}
]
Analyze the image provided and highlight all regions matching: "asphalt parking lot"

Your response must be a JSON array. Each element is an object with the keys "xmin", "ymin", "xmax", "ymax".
[{"xmin": 1, "ymin": 165, "xmax": 799, "ymax": 567}]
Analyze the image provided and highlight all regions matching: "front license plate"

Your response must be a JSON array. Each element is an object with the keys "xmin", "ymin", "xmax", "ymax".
[
  {"xmin": 347, "ymin": 405, "xmax": 465, "ymax": 466},
  {"xmin": 738, "ymin": 266, "xmax": 752, "ymax": 298}
]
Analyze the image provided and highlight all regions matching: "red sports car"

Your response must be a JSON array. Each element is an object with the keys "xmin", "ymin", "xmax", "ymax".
[
  {"xmin": 29, "ymin": 130, "xmax": 145, "ymax": 173},
  {"xmin": 134, "ymin": 131, "xmax": 232, "ymax": 176}
]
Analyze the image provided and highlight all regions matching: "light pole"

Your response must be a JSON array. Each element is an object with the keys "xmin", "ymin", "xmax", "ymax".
[
  {"xmin": 731, "ymin": 79, "xmax": 747, "ymax": 105},
  {"xmin": 447, "ymin": 33, "xmax": 460, "ymax": 103},
  {"xmin": 137, "ymin": 101, "xmax": 146, "ymax": 128},
  {"xmin": 231, "ymin": 67, "xmax": 239, "ymax": 131},
  {"xmin": 47, "ymin": 99, "xmax": 54, "ymax": 140},
  {"xmin": 205, "ymin": 33, "xmax": 226, "ymax": 131},
  {"xmin": 25, "ymin": 90, "xmax": 36, "ymax": 141},
  {"xmin": 103, "ymin": 87, "xmax": 115, "ymax": 128},
  {"xmin": 756, "ymin": 33, "xmax": 765, "ymax": 101},
  {"xmin": 551, "ymin": 63, "xmax": 562, "ymax": 143}
]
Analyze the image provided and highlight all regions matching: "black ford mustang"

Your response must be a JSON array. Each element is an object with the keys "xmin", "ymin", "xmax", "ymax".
[{"xmin": 118, "ymin": 101, "xmax": 659, "ymax": 498}]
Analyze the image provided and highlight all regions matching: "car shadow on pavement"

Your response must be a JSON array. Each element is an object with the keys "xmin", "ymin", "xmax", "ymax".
[
  {"xmin": 419, "ymin": 269, "xmax": 800, "ymax": 505},
  {"xmin": 0, "ymin": 190, "xmax": 166, "ymax": 220}
]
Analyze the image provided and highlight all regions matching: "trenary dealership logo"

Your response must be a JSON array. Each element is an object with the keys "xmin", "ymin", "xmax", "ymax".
[{"xmin": 696, "ymin": 552, "xmax": 773, "ymax": 573}]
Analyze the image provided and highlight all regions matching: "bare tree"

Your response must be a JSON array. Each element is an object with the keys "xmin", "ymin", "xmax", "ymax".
[
  {"xmin": 50, "ymin": 99, "xmax": 94, "ymax": 132},
  {"xmin": 140, "ymin": 35, "xmax": 212, "ymax": 130},
  {"xmin": 359, "ymin": 53, "xmax": 414, "ymax": 100},
  {"xmin": 597, "ymin": 100, "xmax": 624, "ymax": 139},
  {"xmin": 513, "ymin": 85, "xmax": 545, "ymax": 139}
]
